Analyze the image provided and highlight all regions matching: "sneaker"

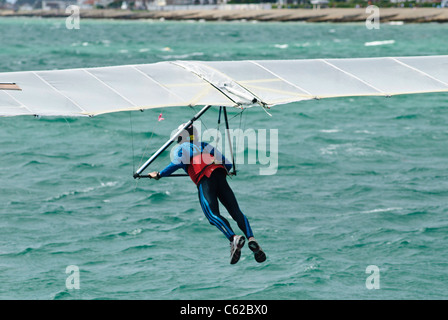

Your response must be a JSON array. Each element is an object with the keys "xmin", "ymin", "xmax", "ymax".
[
  {"xmin": 230, "ymin": 235, "xmax": 245, "ymax": 264},
  {"xmin": 248, "ymin": 238, "xmax": 266, "ymax": 263}
]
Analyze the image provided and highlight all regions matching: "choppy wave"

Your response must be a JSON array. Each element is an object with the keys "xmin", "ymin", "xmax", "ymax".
[
  {"xmin": 1, "ymin": 18, "xmax": 448, "ymax": 300},
  {"xmin": 44, "ymin": 181, "xmax": 119, "ymax": 202}
]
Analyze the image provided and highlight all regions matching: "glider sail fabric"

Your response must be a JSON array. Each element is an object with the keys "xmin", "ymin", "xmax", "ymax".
[{"xmin": 0, "ymin": 55, "xmax": 448, "ymax": 117}]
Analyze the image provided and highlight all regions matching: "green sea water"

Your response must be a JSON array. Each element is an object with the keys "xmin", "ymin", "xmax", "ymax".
[{"xmin": 1, "ymin": 17, "xmax": 448, "ymax": 300}]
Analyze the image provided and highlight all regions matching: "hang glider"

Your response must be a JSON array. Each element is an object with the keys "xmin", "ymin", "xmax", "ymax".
[
  {"xmin": 1, "ymin": 55, "xmax": 448, "ymax": 117},
  {"xmin": 1, "ymin": 55, "xmax": 448, "ymax": 178}
]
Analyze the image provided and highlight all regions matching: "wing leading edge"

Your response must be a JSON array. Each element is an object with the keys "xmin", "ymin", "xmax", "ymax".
[{"xmin": 1, "ymin": 55, "xmax": 447, "ymax": 117}]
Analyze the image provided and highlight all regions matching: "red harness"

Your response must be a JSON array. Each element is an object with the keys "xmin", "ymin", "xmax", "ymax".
[{"xmin": 187, "ymin": 153, "xmax": 226, "ymax": 185}]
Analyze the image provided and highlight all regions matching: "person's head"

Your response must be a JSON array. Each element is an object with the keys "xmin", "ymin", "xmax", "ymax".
[{"xmin": 174, "ymin": 123, "xmax": 197, "ymax": 144}]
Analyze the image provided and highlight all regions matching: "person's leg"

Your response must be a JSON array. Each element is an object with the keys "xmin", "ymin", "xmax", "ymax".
[
  {"xmin": 215, "ymin": 170, "xmax": 254, "ymax": 239},
  {"xmin": 198, "ymin": 175, "xmax": 246, "ymax": 264},
  {"xmin": 198, "ymin": 176, "xmax": 235, "ymax": 241},
  {"xmin": 215, "ymin": 170, "xmax": 266, "ymax": 263}
]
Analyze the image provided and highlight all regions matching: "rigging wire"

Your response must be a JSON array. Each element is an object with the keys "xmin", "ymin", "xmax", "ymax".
[
  {"xmin": 129, "ymin": 111, "xmax": 135, "ymax": 174},
  {"xmin": 236, "ymin": 107, "xmax": 248, "ymax": 176},
  {"xmin": 216, "ymin": 106, "xmax": 222, "ymax": 145},
  {"xmin": 189, "ymin": 105, "xmax": 209, "ymax": 131},
  {"xmin": 129, "ymin": 110, "xmax": 157, "ymax": 189},
  {"xmin": 129, "ymin": 111, "xmax": 142, "ymax": 191}
]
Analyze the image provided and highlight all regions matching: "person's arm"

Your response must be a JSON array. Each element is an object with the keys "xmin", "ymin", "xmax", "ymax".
[{"xmin": 150, "ymin": 145, "xmax": 186, "ymax": 179}]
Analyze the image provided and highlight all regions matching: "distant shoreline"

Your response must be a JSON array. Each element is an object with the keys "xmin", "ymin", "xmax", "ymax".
[{"xmin": 1, "ymin": 8, "xmax": 448, "ymax": 23}]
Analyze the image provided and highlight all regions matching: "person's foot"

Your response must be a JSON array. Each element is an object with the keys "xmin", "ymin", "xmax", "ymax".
[
  {"xmin": 230, "ymin": 235, "xmax": 245, "ymax": 264},
  {"xmin": 248, "ymin": 237, "xmax": 266, "ymax": 263}
]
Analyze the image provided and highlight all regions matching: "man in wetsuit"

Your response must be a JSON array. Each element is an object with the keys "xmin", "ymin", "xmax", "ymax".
[{"xmin": 148, "ymin": 123, "xmax": 266, "ymax": 264}]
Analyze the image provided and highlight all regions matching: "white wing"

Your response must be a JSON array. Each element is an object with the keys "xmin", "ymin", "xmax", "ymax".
[{"xmin": 1, "ymin": 55, "xmax": 448, "ymax": 117}]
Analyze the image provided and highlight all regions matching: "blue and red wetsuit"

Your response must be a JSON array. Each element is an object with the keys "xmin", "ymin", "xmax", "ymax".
[{"xmin": 159, "ymin": 142, "xmax": 254, "ymax": 241}]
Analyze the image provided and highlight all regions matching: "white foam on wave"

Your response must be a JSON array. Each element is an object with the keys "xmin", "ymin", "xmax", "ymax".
[
  {"xmin": 320, "ymin": 144, "xmax": 339, "ymax": 155},
  {"xmin": 364, "ymin": 40, "xmax": 395, "ymax": 46},
  {"xmin": 320, "ymin": 143, "xmax": 386, "ymax": 156},
  {"xmin": 355, "ymin": 130, "xmax": 375, "ymax": 134},
  {"xmin": 388, "ymin": 21, "xmax": 404, "ymax": 25},
  {"xmin": 274, "ymin": 44, "xmax": 289, "ymax": 49},
  {"xmin": 362, "ymin": 207, "xmax": 403, "ymax": 214},
  {"xmin": 128, "ymin": 228, "xmax": 142, "ymax": 236},
  {"xmin": 320, "ymin": 129, "xmax": 340, "ymax": 133},
  {"xmin": 46, "ymin": 181, "xmax": 119, "ymax": 202},
  {"xmin": 294, "ymin": 42, "xmax": 311, "ymax": 47}
]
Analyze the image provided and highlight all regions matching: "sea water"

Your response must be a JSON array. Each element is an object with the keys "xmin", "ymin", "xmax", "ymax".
[{"xmin": 1, "ymin": 17, "xmax": 448, "ymax": 300}]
